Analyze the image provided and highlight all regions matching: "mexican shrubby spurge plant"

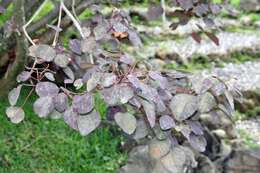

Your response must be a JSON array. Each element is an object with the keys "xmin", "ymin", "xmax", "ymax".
[{"xmin": 6, "ymin": 0, "xmax": 239, "ymax": 155}]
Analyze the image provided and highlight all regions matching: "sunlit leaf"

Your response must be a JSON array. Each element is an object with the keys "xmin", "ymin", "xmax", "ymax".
[
  {"xmin": 49, "ymin": 109, "xmax": 63, "ymax": 119},
  {"xmin": 101, "ymin": 84, "xmax": 134, "ymax": 106},
  {"xmin": 63, "ymin": 67, "xmax": 75, "ymax": 81},
  {"xmin": 6, "ymin": 106, "xmax": 25, "ymax": 124},
  {"xmin": 170, "ymin": 94, "xmax": 198, "ymax": 121},
  {"xmin": 54, "ymin": 54, "xmax": 70, "ymax": 68},
  {"xmin": 16, "ymin": 71, "xmax": 31, "ymax": 82},
  {"xmin": 73, "ymin": 79, "xmax": 84, "ymax": 90},
  {"xmin": 44, "ymin": 72, "xmax": 55, "ymax": 81},
  {"xmin": 8, "ymin": 85, "xmax": 22, "ymax": 106},
  {"xmin": 115, "ymin": 112, "xmax": 137, "ymax": 135},
  {"xmin": 29, "ymin": 44, "xmax": 56, "ymax": 62},
  {"xmin": 198, "ymin": 92, "xmax": 217, "ymax": 113},
  {"xmin": 77, "ymin": 111, "xmax": 101, "ymax": 136}
]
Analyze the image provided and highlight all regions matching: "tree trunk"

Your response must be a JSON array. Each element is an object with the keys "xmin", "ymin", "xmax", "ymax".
[{"xmin": 0, "ymin": 0, "xmax": 27, "ymax": 97}]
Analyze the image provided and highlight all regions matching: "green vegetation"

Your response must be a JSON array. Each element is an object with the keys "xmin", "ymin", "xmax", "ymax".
[
  {"xmin": 164, "ymin": 52, "xmax": 260, "ymax": 72},
  {"xmin": 237, "ymin": 129, "xmax": 260, "ymax": 149},
  {"xmin": 0, "ymin": 4, "xmax": 13, "ymax": 26},
  {"xmin": 234, "ymin": 106, "xmax": 260, "ymax": 121},
  {"xmin": 33, "ymin": 0, "xmax": 54, "ymax": 22},
  {"xmin": 0, "ymin": 89, "xmax": 127, "ymax": 173}
]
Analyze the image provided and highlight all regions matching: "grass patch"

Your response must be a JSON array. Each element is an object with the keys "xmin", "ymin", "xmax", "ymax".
[{"xmin": 0, "ymin": 89, "xmax": 127, "ymax": 173}]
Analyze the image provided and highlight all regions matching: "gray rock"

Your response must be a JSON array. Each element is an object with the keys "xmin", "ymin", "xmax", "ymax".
[
  {"xmin": 236, "ymin": 117, "xmax": 260, "ymax": 145},
  {"xmin": 131, "ymin": 32, "xmax": 260, "ymax": 64},
  {"xmin": 135, "ymin": 18, "xmax": 241, "ymax": 37},
  {"xmin": 119, "ymin": 140, "xmax": 197, "ymax": 173},
  {"xmin": 197, "ymin": 61, "xmax": 260, "ymax": 92},
  {"xmin": 254, "ymin": 21, "xmax": 260, "ymax": 29},
  {"xmin": 119, "ymin": 145, "xmax": 153, "ymax": 173},
  {"xmin": 224, "ymin": 149, "xmax": 260, "ymax": 173},
  {"xmin": 241, "ymin": 0, "xmax": 260, "ymax": 12}
]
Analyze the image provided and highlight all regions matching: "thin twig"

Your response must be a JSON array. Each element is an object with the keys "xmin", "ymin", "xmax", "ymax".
[
  {"xmin": 52, "ymin": 1, "xmax": 63, "ymax": 46},
  {"xmin": 21, "ymin": 87, "xmax": 35, "ymax": 108},
  {"xmin": 60, "ymin": 0, "xmax": 85, "ymax": 38},
  {"xmin": 72, "ymin": 0, "xmax": 81, "ymax": 24},
  {"xmin": 23, "ymin": 0, "xmax": 48, "ymax": 45}
]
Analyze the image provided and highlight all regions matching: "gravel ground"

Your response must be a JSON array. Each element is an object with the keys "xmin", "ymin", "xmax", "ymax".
[
  {"xmin": 235, "ymin": 117, "xmax": 260, "ymax": 145},
  {"xmin": 135, "ymin": 32, "xmax": 260, "ymax": 62},
  {"xmin": 199, "ymin": 60, "xmax": 260, "ymax": 91}
]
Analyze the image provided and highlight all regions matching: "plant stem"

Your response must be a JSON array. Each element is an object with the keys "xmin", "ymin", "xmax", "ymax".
[{"xmin": 23, "ymin": 0, "xmax": 48, "ymax": 45}]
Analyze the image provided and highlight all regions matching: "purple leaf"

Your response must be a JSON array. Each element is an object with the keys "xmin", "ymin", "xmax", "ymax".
[
  {"xmin": 159, "ymin": 115, "xmax": 175, "ymax": 130},
  {"xmin": 69, "ymin": 39, "xmax": 82, "ymax": 55},
  {"xmin": 28, "ymin": 44, "xmax": 56, "ymax": 62},
  {"xmin": 129, "ymin": 97, "xmax": 141, "ymax": 108},
  {"xmin": 16, "ymin": 71, "xmax": 31, "ymax": 82},
  {"xmin": 106, "ymin": 106, "xmax": 124, "ymax": 121},
  {"xmin": 140, "ymin": 98, "xmax": 156, "ymax": 128},
  {"xmin": 188, "ymin": 121, "xmax": 204, "ymax": 135},
  {"xmin": 54, "ymin": 54, "xmax": 70, "ymax": 68},
  {"xmin": 77, "ymin": 111, "xmax": 101, "ymax": 136},
  {"xmin": 178, "ymin": 0, "xmax": 193, "ymax": 10},
  {"xmin": 120, "ymin": 53, "xmax": 134, "ymax": 65},
  {"xmin": 128, "ymin": 30, "xmax": 142, "ymax": 47},
  {"xmin": 210, "ymin": 3, "xmax": 221, "ymax": 14},
  {"xmin": 113, "ymin": 22, "xmax": 128, "ymax": 32},
  {"xmin": 72, "ymin": 93, "xmax": 94, "ymax": 114},
  {"xmin": 35, "ymin": 82, "xmax": 59, "ymax": 97},
  {"xmin": 64, "ymin": 108, "xmax": 79, "ymax": 130},
  {"xmin": 101, "ymin": 84, "xmax": 134, "ymax": 106},
  {"xmin": 0, "ymin": 5, "xmax": 5, "ymax": 13},
  {"xmin": 81, "ymin": 37, "xmax": 97, "ymax": 53},
  {"xmin": 188, "ymin": 133, "xmax": 207, "ymax": 152},
  {"xmin": 147, "ymin": 5, "xmax": 164, "ymax": 20},
  {"xmin": 54, "ymin": 93, "xmax": 68, "ymax": 113},
  {"xmin": 149, "ymin": 71, "xmax": 169, "ymax": 89},
  {"xmin": 194, "ymin": 3, "xmax": 209, "ymax": 16},
  {"xmin": 99, "ymin": 73, "xmax": 117, "ymax": 88},
  {"xmin": 33, "ymin": 96, "xmax": 54, "ymax": 118}
]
